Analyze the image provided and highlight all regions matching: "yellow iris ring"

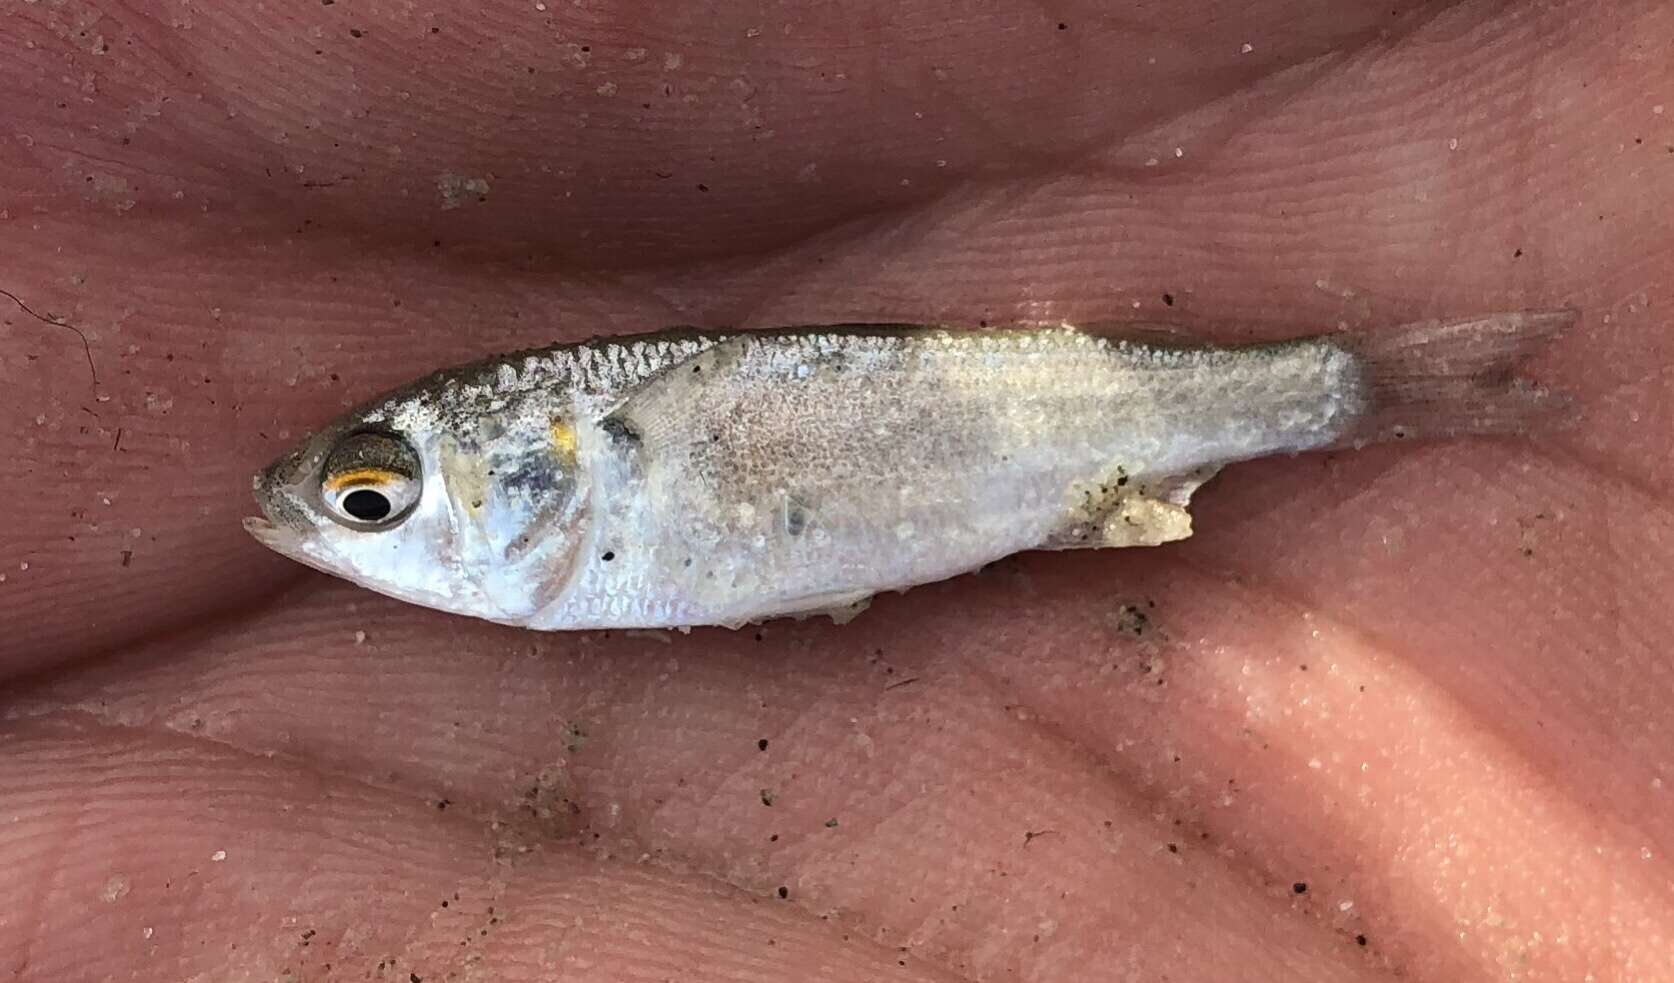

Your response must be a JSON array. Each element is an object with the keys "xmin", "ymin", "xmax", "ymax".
[{"xmin": 323, "ymin": 467, "xmax": 400, "ymax": 494}]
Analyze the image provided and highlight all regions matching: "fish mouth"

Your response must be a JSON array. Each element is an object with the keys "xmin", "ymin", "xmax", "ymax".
[
  {"xmin": 244, "ymin": 514, "xmax": 306, "ymax": 560},
  {"xmin": 247, "ymin": 441, "xmax": 324, "ymax": 547},
  {"xmin": 245, "ymin": 471, "xmax": 320, "ymax": 566},
  {"xmin": 243, "ymin": 514, "xmax": 286, "ymax": 547},
  {"xmin": 244, "ymin": 514, "xmax": 347, "ymax": 580}
]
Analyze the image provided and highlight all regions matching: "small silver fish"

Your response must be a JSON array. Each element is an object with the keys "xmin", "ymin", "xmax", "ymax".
[{"xmin": 246, "ymin": 311, "xmax": 1572, "ymax": 630}]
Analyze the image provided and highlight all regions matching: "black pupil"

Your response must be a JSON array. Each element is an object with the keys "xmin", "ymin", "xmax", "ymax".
[{"xmin": 342, "ymin": 488, "xmax": 393, "ymax": 522}]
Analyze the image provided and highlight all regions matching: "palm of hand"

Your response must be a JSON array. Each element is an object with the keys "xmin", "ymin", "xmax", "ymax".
[{"xmin": 3, "ymin": 1, "xmax": 1670, "ymax": 980}]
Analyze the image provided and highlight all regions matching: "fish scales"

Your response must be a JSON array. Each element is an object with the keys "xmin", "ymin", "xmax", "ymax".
[{"xmin": 542, "ymin": 327, "xmax": 1355, "ymax": 628}]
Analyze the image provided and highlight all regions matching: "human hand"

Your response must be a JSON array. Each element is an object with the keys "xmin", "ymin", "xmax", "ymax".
[{"xmin": 3, "ymin": 1, "xmax": 1669, "ymax": 979}]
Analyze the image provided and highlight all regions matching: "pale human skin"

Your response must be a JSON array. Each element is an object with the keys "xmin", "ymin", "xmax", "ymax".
[{"xmin": 1, "ymin": 1, "xmax": 1669, "ymax": 980}]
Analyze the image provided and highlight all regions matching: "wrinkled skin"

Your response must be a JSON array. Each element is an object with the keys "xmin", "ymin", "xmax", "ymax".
[{"xmin": 2, "ymin": 1, "xmax": 1670, "ymax": 980}]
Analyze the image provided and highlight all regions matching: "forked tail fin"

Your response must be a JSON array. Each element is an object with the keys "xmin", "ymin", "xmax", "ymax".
[{"xmin": 1332, "ymin": 309, "xmax": 1576, "ymax": 449}]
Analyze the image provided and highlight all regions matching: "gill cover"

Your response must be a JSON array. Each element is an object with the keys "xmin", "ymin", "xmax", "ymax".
[{"xmin": 438, "ymin": 413, "xmax": 587, "ymax": 620}]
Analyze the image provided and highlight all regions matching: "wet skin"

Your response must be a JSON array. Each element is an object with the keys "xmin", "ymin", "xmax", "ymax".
[{"xmin": 2, "ymin": 1, "xmax": 1671, "ymax": 980}]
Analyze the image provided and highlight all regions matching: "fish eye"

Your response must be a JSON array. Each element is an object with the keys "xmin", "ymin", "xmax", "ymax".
[
  {"xmin": 320, "ymin": 431, "xmax": 422, "ymax": 529},
  {"xmin": 341, "ymin": 487, "xmax": 393, "ymax": 522}
]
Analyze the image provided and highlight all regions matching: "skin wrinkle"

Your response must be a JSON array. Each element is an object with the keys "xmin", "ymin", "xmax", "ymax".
[
  {"xmin": 1545, "ymin": 420, "xmax": 1670, "ymax": 509},
  {"xmin": 1061, "ymin": 1, "xmax": 1477, "ymax": 181},
  {"xmin": 9, "ymin": 753, "xmax": 82, "ymax": 983},
  {"xmin": 14, "ymin": 698, "xmax": 525, "ymax": 833},
  {"xmin": 877, "ymin": 0, "xmax": 1436, "ymax": 181},
  {"xmin": 0, "ymin": 563, "xmax": 312, "ymax": 690},
  {"xmin": 1590, "ymin": 493, "xmax": 1667, "ymax": 784},
  {"xmin": 663, "ymin": 688, "xmax": 827, "ymax": 840}
]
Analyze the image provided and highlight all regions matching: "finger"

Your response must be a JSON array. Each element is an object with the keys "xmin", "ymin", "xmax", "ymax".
[
  {"xmin": 650, "ymin": 0, "xmax": 1666, "ymax": 395},
  {"xmin": 10, "ymin": 591, "xmax": 1392, "ymax": 983},
  {"xmin": 3, "ymin": 0, "xmax": 1428, "ymax": 261},
  {"xmin": 1183, "ymin": 442, "xmax": 1674, "ymax": 838},
  {"xmin": 0, "ymin": 717, "xmax": 955, "ymax": 983}
]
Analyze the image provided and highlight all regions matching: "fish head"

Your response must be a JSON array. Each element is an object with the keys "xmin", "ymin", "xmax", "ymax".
[{"xmin": 246, "ymin": 391, "xmax": 591, "ymax": 625}]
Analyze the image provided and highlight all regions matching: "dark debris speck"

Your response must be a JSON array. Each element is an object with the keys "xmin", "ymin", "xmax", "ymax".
[
  {"xmin": 1293, "ymin": 882, "xmax": 1308, "ymax": 894},
  {"xmin": 1115, "ymin": 603, "xmax": 1149, "ymax": 637}
]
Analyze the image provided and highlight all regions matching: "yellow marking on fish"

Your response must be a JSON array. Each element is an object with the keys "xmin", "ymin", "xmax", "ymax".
[
  {"xmin": 323, "ymin": 467, "xmax": 397, "ymax": 493},
  {"xmin": 551, "ymin": 421, "xmax": 578, "ymax": 458}
]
